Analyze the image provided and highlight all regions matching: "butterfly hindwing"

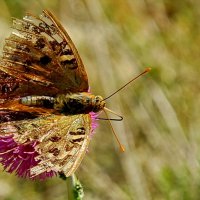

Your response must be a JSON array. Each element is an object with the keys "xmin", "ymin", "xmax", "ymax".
[{"xmin": 0, "ymin": 113, "xmax": 92, "ymax": 177}]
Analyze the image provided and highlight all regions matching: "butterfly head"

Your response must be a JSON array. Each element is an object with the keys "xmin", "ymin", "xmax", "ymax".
[{"xmin": 92, "ymin": 95, "xmax": 105, "ymax": 112}]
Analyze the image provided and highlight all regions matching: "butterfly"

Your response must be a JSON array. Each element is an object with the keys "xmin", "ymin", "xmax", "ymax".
[{"xmin": 0, "ymin": 10, "xmax": 106, "ymax": 179}]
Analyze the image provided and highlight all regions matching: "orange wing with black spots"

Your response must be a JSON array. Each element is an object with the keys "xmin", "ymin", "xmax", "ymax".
[{"xmin": 0, "ymin": 9, "xmax": 88, "ymax": 100}]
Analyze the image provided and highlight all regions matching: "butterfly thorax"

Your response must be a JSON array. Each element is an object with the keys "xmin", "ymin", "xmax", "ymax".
[
  {"xmin": 54, "ymin": 93, "xmax": 105, "ymax": 114},
  {"xmin": 20, "ymin": 92, "xmax": 105, "ymax": 114}
]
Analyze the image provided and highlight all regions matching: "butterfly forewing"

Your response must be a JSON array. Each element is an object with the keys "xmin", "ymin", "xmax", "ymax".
[{"xmin": 0, "ymin": 9, "xmax": 89, "ymax": 100}]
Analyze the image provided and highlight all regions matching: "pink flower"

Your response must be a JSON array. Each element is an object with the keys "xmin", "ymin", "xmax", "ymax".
[
  {"xmin": 0, "ymin": 135, "xmax": 56, "ymax": 180},
  {"xmin": 89, "ymin": 112, "xmax": 99, "ymax": 137}
]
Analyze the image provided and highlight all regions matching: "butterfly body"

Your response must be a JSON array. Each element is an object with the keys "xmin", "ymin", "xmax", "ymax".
[{"xmin": 20, "ymin": 93, "xmax": 105, "ymax": 114}]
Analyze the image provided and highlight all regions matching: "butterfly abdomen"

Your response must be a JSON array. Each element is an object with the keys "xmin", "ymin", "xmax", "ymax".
[
  {"xmin": 20, "ymin": 96, "xmax": 55, "ymax": 108},
  {"xmin": 20, "ymin": 92, "xmax": 105, "ymax": 114}
]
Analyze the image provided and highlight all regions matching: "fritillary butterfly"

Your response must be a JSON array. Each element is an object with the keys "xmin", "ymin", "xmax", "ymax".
[
  {"xmin": 0, "ymin": 10, "xmax": 150, "ymax": 180},
  {"xmin": 0, "ymin": 10, "xmax": 105, "ymax": 179}
]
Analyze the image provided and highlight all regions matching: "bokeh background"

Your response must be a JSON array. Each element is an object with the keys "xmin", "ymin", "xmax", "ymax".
[{"xmin": 0, "ymin": 0, "xmax": 199, "ymax": 199}]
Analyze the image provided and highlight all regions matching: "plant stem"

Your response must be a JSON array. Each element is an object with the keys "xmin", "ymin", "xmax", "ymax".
[{"xmin": 60, "ymin": 173, "xmax": 84, "ymax": 200}]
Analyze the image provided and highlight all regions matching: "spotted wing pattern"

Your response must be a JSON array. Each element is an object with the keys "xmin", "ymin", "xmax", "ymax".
[
  {"xmin": 0, "ymin": 113, "xmax": 92, "ymax": 177},
  {"xmin": 0, "ymin": 9, "xmax": 88, "ymax": 100}
]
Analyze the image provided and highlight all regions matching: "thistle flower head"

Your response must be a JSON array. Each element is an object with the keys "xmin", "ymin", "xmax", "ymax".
[
  {"xmin": 0, "ymin": 135, "xmax": 56, "ymax": 180},
  {"xmin": 89, "ymin": 112, "xmax": 98, "ymax": 136}
]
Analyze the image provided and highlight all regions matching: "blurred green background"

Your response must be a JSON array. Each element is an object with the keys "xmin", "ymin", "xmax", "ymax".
[{"xmin": 0, "ymin": 0, "xmax": 199, "ymax": 199}]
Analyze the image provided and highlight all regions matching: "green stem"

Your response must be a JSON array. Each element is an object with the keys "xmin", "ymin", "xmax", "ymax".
[{"xmin": 60, "ymin": 173, "xmax": 84, "ymax": 200}]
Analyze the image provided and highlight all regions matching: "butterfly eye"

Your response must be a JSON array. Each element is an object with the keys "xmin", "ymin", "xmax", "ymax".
[
  {"xmin": 92, "ymin": 96, "xmax": 105, "ymax": 112},
  {"xmin": 95, "ymin": 98, "xmax": 99, "ymax": 103},
  {"xmin": 95, "ymin": 96, "xmax": 103, "ymax": 102}
]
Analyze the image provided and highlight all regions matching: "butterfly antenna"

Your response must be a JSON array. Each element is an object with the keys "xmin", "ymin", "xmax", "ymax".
[
  {"xmin": 103, "ymin": 67, "xmax": 151, "ymax": 101},
  {"xmin": 103, "ymin": 108, "xmax": 125, "ymax": 152}
]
